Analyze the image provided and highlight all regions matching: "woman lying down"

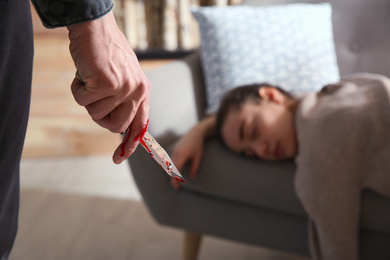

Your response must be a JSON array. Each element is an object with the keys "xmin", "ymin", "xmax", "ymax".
[{"xmin": 171, "ymin": 73, "xmax": 390, "ymax": 260}]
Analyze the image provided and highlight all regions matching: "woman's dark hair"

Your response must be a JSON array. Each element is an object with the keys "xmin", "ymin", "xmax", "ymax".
[{"xmin": 216, "ymin": 83, "xmax": 292, "ymax": 145}]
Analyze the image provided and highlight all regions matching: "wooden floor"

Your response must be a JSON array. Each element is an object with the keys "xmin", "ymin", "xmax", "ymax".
[
  {"xmin": 14, "ymin": 156, "xmax": 307, "ymax": 260},
  {"xmin": 12, "ymin": 188, "xmax": 309, "ymax": 260},
  {"xmin": 12, "ymin": 34, "xmax": 309, "ymax": 260}
]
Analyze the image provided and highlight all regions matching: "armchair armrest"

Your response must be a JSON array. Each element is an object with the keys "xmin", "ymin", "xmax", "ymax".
[{"xmin": 145, "ymin": 52, "xmax": 206, "ymax": 147}]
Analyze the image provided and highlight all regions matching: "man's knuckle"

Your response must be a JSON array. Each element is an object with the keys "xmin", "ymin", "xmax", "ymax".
[
  {"xmin": 144, "ymin": 79, "xmax": 151, "ymax": 91},
  {"xmin": 73, "ymin": 95, "xmax": 87, "ymax": 106},
  {"xmin": 106, "ymin": 79, "xmax": 119, "ymax": 91},
  {"xmin": 138, "ymin": 78, "xmax": 151, "ymax": 94},
  {"xmin": 86, "ymin": 107, "xmax": 102, "ymax": 120},
  {"xmin": 90, "ymin": 113, "xmax": 104, "ymax": 121},
  {"xmin": 111, "ymin": 122, "xmax": 126, "ymax": 133}
]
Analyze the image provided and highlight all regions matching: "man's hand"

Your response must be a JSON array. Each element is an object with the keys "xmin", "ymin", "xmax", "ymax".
[{"xmin": 67, "ymin": 11, "xmax": 150, "ymax": 164}]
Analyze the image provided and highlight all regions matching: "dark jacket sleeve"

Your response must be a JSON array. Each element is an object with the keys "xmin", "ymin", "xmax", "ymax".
[{"xmin": 31, "ymin": 0, "xmax": 113, "ymax": 28}]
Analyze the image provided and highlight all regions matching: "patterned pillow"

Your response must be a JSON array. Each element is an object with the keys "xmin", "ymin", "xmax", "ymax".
[{"xmin": 192, "ymin": 3, "xmax": 340, "ymax": 114}]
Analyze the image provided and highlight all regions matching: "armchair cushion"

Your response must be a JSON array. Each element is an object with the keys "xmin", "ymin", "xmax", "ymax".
[
  {"xmin": 192, "ymin": 3, "xmax": 340, "ymax": 114},
  {"xmin": 175, "ymin": 139, "xmax": 306, "ymax": 217}
]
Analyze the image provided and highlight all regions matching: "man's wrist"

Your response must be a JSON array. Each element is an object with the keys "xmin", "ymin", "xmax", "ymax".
[{"xmin": 67, "ymin": 11, "xmax": 115, "ymax": 40}]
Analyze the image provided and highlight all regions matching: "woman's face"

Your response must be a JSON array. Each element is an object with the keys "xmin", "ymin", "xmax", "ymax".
[{"xmin": 221, "ymin": 88, "xmax": 298, "ymax": 161}]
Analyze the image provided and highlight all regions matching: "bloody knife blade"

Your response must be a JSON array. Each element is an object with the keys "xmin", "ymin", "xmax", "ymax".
[{"xmin": 140, "ymin": 131, "xmax": 185, "ymax": 182}]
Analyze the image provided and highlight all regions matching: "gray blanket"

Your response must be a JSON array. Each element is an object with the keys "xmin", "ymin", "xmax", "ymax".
[{"xmin": 294, "ymin": 73, "xmax": 390, "ymax": 260}]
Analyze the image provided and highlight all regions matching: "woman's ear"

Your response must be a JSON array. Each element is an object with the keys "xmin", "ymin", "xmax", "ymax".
[{"xmin": 258, "ymin": 86, "xmax": 285, "ymax": 103}]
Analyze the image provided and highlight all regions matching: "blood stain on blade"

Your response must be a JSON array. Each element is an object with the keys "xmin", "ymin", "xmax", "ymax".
[{"xmin": 140, "ymin": 138, "xmax": 153, "ymax": 154}]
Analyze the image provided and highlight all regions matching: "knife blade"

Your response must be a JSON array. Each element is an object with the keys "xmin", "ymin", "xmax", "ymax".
[{"xmin": 140, "ymin": 131, "xmax": 186, "ymax": 183}]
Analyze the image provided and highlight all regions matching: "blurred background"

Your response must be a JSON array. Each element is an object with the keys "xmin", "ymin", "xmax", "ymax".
[{"xmin": 11, "ymin": 1, "xmax": 305, "ymax": 259}]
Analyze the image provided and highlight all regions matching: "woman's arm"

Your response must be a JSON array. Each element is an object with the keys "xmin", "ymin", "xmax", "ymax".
[{"xmin": 171, "ymin": 116, "xmax": 216, "ymax": 186}]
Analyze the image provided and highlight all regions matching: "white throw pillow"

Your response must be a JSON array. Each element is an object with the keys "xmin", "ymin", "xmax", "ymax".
[{"xmin": 192, "ymin": 3, "xmax": 340, "ymax": 114}]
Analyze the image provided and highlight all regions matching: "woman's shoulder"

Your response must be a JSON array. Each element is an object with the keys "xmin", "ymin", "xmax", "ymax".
[
  {"xmin": 339, "ymin": 73, "xmax": 390, "ymax": 85},
  {"xmin": 318, "ymin": 73, "xmax": 390, "ymax": 99},
  {"xmin": 298, "ymin": 73, "xmax": 390, "ymax": 120},
  {"xmin": 295, "ymin": 72, "xmax": 390, "ymax": 158}
]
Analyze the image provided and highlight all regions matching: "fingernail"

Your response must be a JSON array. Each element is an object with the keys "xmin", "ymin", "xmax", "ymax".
[{"xmin": 114, "ymin": 156, "xmax": 124, "ymax": 164}]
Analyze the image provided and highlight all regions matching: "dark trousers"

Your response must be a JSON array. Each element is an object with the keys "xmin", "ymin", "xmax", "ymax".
[{"xmin": 0, "ymin": 0, "xmax": 34, "ymax": 258}]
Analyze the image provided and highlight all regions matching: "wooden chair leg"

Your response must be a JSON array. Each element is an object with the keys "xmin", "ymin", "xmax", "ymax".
[{"xmin": 182, "ymin": 231, "xmax": 203, "ymax": 260}]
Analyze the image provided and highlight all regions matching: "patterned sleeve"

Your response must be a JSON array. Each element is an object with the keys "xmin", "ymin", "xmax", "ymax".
[{"xmin": 31, "ymin": 0, "xmax": 113, "ymax": 28}]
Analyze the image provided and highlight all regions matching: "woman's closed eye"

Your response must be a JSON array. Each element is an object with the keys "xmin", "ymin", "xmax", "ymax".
[
  {"xmin": 249, "ymin": 124, "xmax": 258, "ymax": 141},
  {"xmin": 244, "ymin": 118, "xmax": 258, "ymax": 141}
]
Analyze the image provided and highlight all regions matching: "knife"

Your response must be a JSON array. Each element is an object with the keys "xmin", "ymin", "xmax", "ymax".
[
  {"xmin": 75, "ymin": 71, "xmax": 185, "ymax": 182},
  {"xmin": 140, "ymin": 131, "xmax": 185, "ymax": 182}
]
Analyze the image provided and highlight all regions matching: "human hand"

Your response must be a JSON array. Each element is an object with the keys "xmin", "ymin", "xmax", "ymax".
[
  {"xmin": 170, "ymin": 129, "xmax": 205, "ymax": 189},
  {"xmin": 67, "ymin": 11, "xmax": 150, "ymax": 164}
]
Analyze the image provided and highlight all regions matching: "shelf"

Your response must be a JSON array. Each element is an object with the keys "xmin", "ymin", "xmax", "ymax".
[{"xmin": 135, "ymin": 48, "xmax": 196, "ymax": 60}]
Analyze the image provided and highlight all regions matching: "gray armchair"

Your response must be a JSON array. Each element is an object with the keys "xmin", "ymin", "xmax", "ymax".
[{"xmin": 128, "ymin": 0, "xmax": 390, "ymax": 259}]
